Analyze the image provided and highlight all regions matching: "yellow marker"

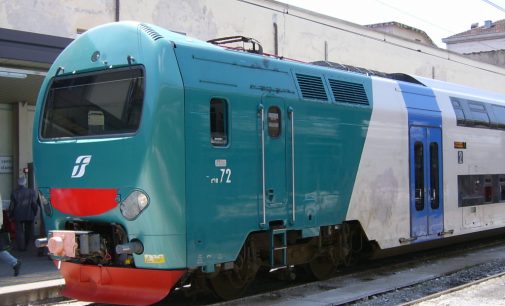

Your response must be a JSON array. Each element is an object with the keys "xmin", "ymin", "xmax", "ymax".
[
  {"xmin": 454, "ymin": 141, "xmax": 466, "ymax": 149},
  {"xmin": 144, "ymin": 254, "xmax": 166, "ymax": 264}
]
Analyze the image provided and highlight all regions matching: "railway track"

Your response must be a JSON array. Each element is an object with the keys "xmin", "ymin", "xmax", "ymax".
[{"xmin": 212, "ymin": 236, "xmax": 505, "ymax": 306}]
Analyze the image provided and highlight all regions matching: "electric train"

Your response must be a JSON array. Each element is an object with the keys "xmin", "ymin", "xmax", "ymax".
[{"xmin": 33, "ymin": 22, "xmax": 505, "ymax": 305}]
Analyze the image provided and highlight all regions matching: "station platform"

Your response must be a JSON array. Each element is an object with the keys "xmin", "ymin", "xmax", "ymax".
[
  {"xmin": 411, "ymin": 272, "xmax": 505, "ymax": 306},
  {"xmin": 0, "ymin": 246, "xmax": 64, "ymax": 306}
]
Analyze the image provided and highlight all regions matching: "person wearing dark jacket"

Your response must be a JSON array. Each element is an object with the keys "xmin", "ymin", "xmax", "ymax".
[
  {"xmin": 0, "ymin": 191, "xmax": 21, "ymax": 276},
  {"xmin": 9, "ymin": 177, "xmax": 38, "ymax": 251}
]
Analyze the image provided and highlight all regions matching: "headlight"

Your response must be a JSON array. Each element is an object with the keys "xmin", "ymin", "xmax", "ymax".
[{"xmin": 120, "ymin": 190, "xmax": 149, "ymax": 220}]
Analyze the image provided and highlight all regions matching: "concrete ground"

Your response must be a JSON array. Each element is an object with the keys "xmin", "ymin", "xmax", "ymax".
[
  {"xmin": 415, "ymin": 273, "xmax": 505, "ymax": 306},
  {"xmin": 0, "ymin": 245, "xmax": 63, "ymax": 306},
  {"xmin": 0, "ymin": 247, "xmax": 59, "ymax": 284}
]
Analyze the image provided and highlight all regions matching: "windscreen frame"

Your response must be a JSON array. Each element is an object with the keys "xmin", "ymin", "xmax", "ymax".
[{"xmin": 39, "ymin": 65, "xmax": 146, "ymax": 140}]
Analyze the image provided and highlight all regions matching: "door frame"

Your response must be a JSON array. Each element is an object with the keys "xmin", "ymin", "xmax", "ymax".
[
  {"xmin": 258, "ymin": 95, "xmax": 295, "ymax": 228},
  {"xmin": 409, "ymin": 125, "xmax": 444, "ymax": 241}
]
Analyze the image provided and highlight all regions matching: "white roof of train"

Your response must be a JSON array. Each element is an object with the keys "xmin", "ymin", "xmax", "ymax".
[{"xmin": 413, "ymin": 75, "xmax": 505, "ymax": 104}]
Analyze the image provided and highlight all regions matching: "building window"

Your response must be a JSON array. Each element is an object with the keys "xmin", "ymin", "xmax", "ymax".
[{"xmin": 210, "ymin": 98, "xmax": 228, "ymax": 146}]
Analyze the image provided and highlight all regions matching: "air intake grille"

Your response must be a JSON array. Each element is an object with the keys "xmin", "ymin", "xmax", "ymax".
[
  {"xmin": 139, "ymin": 24, "xmax": 163, "ymax": 41},
  {"xmin": 296, "ymin": 74, "xmax": 328, "ymax": 101},
  {"xmin": 328, "ymin": 79, "xmax": 369, "ymax": 105}
]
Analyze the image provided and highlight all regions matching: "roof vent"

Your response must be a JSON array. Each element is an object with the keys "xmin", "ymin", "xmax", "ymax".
[
  {"xmin": 484, "ymin": 20, "xmax": 493, "ymax": 29},
  {"xmin": 139, "ymin": 24, "xmax": 163, "ymax": 41},
  {"xmin": 328, "ymin": 79, "xmax": 369, "ymax": 105},
  {"xmin": 295, "ymin": 74, "xmax": 328, "ymax": 101}
]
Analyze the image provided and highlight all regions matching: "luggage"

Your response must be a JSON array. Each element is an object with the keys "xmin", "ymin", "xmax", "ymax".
[{"xmin": 0, "ymin": 231, "xmax": 11, "ymax": 251}]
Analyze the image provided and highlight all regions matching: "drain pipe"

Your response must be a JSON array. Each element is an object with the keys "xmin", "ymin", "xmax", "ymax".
[
  {"xmin": 115, "ymin": 0, "xmax": 120, "ymax": 22},
  {"xmin": 273, "ymin": 22, "xmax": 279, "ymax": 56}
]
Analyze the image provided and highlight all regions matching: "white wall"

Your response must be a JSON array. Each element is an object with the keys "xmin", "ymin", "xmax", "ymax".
[
  {"xmin": 17, "ymin": 102, "xmax": 35, "ymax": 178},
  {"xmin": 0, "ymin": 104, "xmax": 13, "ymax": 206},
  {"xmin": 1, "ymin": 0, "xmax": 505, "ymax": 93},
  {"xmin": 0, "ymin": 103, "xmax": 35, "ymax": 203},
  {"xmin": 2, "ymin": 0, "xmax": 504, "ymax": 94},
  {"xmin": 446, "ymin": 37, "xmax": 505, "ymax": 54},
  {"xmin": 0, "ymin": 0, "xmax": 115, "ymax": 38}
]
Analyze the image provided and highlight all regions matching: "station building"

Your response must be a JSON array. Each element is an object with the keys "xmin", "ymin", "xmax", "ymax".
[
  {"xmin": 1, "ymin": 0, "xmax": 505, "ymax": 208},
  {"xmin": 443, "ymin": 19, "xmax": 505, "ymax": 67}
]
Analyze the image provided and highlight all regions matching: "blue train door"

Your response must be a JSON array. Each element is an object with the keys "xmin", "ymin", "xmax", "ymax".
[
  {"xmin": 409, "ymin": 126, "xmax": 444, "ymax": 240},
  {"xmin": 259, "ymin": 96, "xmax": 289, "ymax": 227}
]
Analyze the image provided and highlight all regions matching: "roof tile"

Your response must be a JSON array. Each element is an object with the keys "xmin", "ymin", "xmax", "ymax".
[{"xmin": 447, "ymin": 19, "xmax": 505, "ymax": 39}]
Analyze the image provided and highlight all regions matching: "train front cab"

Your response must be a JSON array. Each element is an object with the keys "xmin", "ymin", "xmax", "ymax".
[{"xmin": 33, "ymin": 23, "xmax": 187, "ymax": 305}]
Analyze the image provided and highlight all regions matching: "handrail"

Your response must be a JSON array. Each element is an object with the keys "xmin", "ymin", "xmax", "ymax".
[
  {"xmin": 259, "ymin": 104, "xmax": 266, "ymax": 226},
  {"xmin": 288, "ymin": 107, "xmax": 296, "ymax": 224}
]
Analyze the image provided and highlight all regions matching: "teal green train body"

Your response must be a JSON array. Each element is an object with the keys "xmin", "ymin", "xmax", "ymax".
[
  {"xmin": 34, "ymin": 22, "xmax": 505, "ymax": 305},
  {"xmin": 33, "ymin": 22, "xmax": 371, "ymax": 303}
]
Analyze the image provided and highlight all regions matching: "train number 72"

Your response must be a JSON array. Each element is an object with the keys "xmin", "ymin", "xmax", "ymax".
[{"xmin": 220, "ymin": 168, "xmax": 232, "ymax": 183}]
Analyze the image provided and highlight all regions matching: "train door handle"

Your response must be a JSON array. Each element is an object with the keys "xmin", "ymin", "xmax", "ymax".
[
  {"xmin": 267, "ymin": 189, "xmax": 274, "ymax": 202},
  {"xmin": 415, "ymin": 188, "xmax": 423, "ymax": 200}
]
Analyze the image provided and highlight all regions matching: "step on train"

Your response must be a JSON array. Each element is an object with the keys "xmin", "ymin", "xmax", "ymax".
[{"xmin": 33, "ymin": 22, "xmax": 505, "ymax": 305}]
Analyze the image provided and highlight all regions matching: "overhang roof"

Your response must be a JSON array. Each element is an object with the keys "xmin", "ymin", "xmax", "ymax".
[{"xmin": 0, "ymin": 28, "xmax": 72, "ymax": 105}]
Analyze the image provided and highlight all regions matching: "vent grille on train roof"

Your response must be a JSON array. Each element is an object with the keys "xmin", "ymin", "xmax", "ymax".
[
  {"xmin": 139, "ymin": 24, "xmax": 163, "ymax": 41},
  {"xmin": 296, "ymin": 74, "xmax": 328, "ymax": 101},
  {"xmin": 328, "ymin": 79, "xmax": 369, "ymax": 105}
]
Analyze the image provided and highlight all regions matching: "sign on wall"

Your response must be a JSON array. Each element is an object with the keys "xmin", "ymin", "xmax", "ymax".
[{"xmin": 0, "ymin": 156, "xmax": 13, "ymax": 173}]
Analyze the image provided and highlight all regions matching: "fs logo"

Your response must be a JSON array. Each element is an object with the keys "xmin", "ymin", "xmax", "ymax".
[{"xmin": 71, "ymin": 155, "xmax": 92, "ymax": 178}]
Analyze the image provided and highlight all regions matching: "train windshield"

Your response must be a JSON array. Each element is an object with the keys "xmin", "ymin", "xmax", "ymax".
[{"xmin": 41, "ymin": 66, "xmax": 144, "ymax": 139}]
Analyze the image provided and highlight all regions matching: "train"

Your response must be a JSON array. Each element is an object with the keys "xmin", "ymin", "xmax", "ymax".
[{"xmin": 33, "ymin": 21, "xmax": 505, "ymax": 305}]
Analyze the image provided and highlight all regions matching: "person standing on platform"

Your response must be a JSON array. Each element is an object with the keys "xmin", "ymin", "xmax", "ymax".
[
  {"xmin": 9, "ymin": 177, "xmax": 38, "ymax": 252},
  {"xmin": 0, "ymin": 191, "xmax": 21, "ymax": 276}
]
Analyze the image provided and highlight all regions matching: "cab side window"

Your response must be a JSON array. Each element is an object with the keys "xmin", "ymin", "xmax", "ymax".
[{"xmin": 210, "ymin": 98, "xmax": 228, "ymax": 146}]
